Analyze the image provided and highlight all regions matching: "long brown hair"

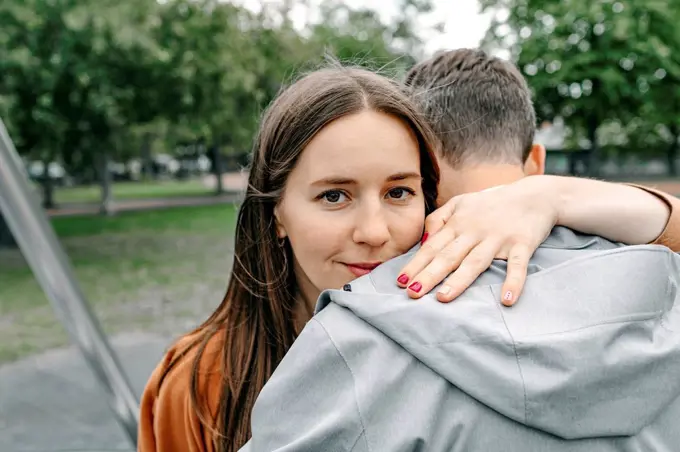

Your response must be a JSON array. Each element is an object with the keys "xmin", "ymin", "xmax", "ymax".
[{"xmin": 167, "ymin": 64, "xmax": 440, "ymax": 451}]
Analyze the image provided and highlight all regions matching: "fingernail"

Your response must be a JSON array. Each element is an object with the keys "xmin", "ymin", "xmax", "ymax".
[
  {"xmin": 421, "ymin": 232, "xmax": 429, "ymax": 245},
  {"xmin": 408, "ymin": 281, "xmax": 422, "ymax": 293},
  {"xmin": 397, "ymin": 273, "xmax": 409, "ymax": 285},
  {"xmin": 437, "ymin": 285, "xmax": 451, "ymax": 296},
  {"xmin": 503, "ymin": 291, "xmax": 513, "ymax": 303}
]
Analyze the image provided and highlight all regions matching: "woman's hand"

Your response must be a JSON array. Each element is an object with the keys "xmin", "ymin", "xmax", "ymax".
[{"xmin": 397, "ymin": 178, "xmax": 560, "ymax": 306}]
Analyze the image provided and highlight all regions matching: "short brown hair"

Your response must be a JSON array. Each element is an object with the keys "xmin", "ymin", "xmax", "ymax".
[{"xmin": 405, "ymin": 48, "xmax": 536, "ymax": 167}]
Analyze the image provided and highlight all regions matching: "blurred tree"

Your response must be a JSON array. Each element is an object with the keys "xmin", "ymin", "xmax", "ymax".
[
  {"xmin": 307, "ymin": 4, "xmax": 405, "ymax": 73},
  {"xmin": 481, "ymin": 0, "xmax": 680, "ymax": 175},
  {"xmin": 391, "ymin": 0, "xmax": 439, "ymax": 64},
  {"xmin": 307, "ymin": 0, "xmax": 438, "ymax": 76},
  {"xmin": 0, "ymin": 0, "xmax": 175, "ymax": 208},
  {"xmin": 155, "ymin": 0, "xmax": 290, "ymax": 193}
]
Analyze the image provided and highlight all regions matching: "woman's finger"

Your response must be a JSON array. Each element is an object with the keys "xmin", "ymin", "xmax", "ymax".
[
  {"xmin": 423, "ymin": 197, "xmax": 457, "ymax": 237},
  {"xmin": 405, "ymin": 235, "xmax": 480, "ymax": 298},
  {"xmin": 435, "ymin": 241, "xmax": 500, "ymax": 303},
  {"xmin": 499, "ymin": 242, "xmax": 532, "ymax": 306},
  {"xmin": 396, "ymin": 227, "xmax": 457, "ymax": 287}
]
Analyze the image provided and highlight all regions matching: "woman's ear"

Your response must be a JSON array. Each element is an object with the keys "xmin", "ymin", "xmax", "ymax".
[{"xmin": 274, "ymin": 205, "xmax": 287, "ymax": 239}]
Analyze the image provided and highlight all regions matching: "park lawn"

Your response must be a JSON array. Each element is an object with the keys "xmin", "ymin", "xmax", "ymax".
[
  {"xmin": 0, "ymin": 204, "xmax": 238, "ymax": 363},
  {"xmin": 54, "ymin": 179, "xmax": 213, "ymax": 204}
]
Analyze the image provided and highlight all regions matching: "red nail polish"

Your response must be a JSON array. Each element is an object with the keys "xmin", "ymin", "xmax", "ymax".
[
  {"xmin": 421, "ymin": 232, "xmax": 429, "ymax": 245},
  {"xmin": 408, "ymin": 281, "xmax": 422, "ymax": 293},
  {"xmin": 397, "ymin": 274, "xmax": 409, "ymax": 285}
]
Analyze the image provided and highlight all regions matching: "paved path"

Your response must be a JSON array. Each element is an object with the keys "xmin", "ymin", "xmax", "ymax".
[{"xmin": 0, "ymin": 332, "xmax": 171, "ymax": 451}]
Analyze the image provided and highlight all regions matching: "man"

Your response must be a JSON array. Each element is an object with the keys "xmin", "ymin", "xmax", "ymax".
[{"xmin": 239, "ymin": 49, "xmax": 680, "ymax": 451}]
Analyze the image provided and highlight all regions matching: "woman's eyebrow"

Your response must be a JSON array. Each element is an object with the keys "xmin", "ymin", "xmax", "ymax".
[
  {"xmin": 386, "ymin": 172, "xmax": 422, "ymax": 182},
  {"xmin": 310, "ymin": 177, "xmax": 356, "ymax": 186}
]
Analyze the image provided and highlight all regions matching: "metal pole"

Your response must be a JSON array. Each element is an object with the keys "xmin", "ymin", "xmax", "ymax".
[{"xmin": 0, "ymin": 118, "xmax": 139, "ymax": 446}]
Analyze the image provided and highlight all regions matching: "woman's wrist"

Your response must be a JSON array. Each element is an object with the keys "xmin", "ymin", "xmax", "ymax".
[
  {"xmin": 546, "ymin": 175, "xmax": 577, "ymax": 228},
  {"xmin": 514, "ymin": 175, "xmax": 564, "ymax": 227}
]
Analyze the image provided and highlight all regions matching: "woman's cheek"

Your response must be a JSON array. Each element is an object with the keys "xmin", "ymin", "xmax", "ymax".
[
  {"xmin": 392, "ymin": 205, "xmax": 427, "ymax": 250},
  {"xmin": 288, "ymin": 211, "xmax": 344, "ymax": 262}
]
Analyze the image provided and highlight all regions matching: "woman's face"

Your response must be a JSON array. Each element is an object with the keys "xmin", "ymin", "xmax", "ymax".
[{"xmin": 275, "ymin": 110, "xmax": 426, "ymax": 307}]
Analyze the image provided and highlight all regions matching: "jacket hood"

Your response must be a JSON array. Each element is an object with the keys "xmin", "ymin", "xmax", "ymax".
[{"xmin": 316, "ymin": 245, "xmax": 680, "ymax": 440}]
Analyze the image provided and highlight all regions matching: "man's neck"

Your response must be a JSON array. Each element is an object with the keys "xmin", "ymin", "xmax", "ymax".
[{"xmin": 438, "ymin": 164, "xmax": 526, "ymax": 202}]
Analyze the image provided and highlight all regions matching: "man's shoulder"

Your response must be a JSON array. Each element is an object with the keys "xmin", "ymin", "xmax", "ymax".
[
  {"xmin": 310, "ymin": 299, "xmax": 412, "ymax": 373},
  {"xmin": 313, "ymin": 302, "xmax": 385, "ymax": 344},
  {"xmin": 365, "ymin": 250, "xmax": 417, "ymax": 294},
  {"xmin": 540, "ymin": 226, "xmax": 623, "ymax": 250}
]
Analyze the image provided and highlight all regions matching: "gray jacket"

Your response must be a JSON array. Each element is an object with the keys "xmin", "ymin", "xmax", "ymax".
[{"xmin": 241, "ymin": 227, "xmax": 680, "ymax": 451}]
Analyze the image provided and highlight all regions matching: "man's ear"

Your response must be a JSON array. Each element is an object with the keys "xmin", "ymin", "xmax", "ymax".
[
  {"xmin": 274, "ymin": 205, "xmax": 287, "ymax": 239},
  {"xmin": 524, "ymin": 143, "xmax": 546, "ymax": 176}
]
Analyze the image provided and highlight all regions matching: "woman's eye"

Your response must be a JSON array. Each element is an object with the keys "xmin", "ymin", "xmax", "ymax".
[
  {"xmin": 321, "ymin": 190, "xmax": 347, "ymax": 204},
  {"xmin": 387, "ymin": 187, "xmax": 415, "ymax": 200}
]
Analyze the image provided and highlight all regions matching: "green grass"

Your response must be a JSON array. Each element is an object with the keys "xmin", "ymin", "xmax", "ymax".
[
  {"xmin": 51, "ymin": 203, "xmax": 238, "ymax": 238},
  {"xmin": 0, "ymin": 203, "xmax": 238, "ymax": 363},
  {"xmin": 53, "ymin": 179, "xmax": 212, "ymax": 204}
]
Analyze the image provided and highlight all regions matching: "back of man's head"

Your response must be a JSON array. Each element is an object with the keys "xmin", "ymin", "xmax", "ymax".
[{"xmin": 405, "ymin": 48, "xmax": 537, "ymax": 170}]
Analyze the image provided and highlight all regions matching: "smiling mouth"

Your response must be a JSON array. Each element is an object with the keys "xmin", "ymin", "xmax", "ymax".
[{"xmin": 343, "ymin": 262, "xmax": 382, "ymax": 277}]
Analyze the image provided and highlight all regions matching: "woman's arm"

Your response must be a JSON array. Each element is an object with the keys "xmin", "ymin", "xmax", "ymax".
[
  {"xmin": 396, "ymin": 176, "xmax": 680, "ymax": 307},
  {"xmin": 138, "ymin": 335, "xmax": 220, "ymax": 452},
  {"xmin": 548, "ymin": 176, "xmax": 677, "ymax": 246},
  {"xmin": 618, "ymin": 183, "xmax": 679, "ymax": 250}
]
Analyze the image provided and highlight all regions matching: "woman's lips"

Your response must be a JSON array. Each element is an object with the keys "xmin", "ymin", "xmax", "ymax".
[{"xmin": 344, "ymin": 262, "xmax": 381, "ymax": 277}]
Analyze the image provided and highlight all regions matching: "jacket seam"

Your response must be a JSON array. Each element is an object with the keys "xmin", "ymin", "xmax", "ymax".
[
  {"xmin": 493, "ymin": 288, "xmax": 528, "ymax": 425},
  {"xmin": 660, "ymin": 251, "xmax": 677, "ymax": 332},
  {"xmin": 368, "ymin": 272, "xmax": 378, "ymax": 292},
  {"xmin": 313, "ymin": 318, "xmax": 371, "ymax": 452},
  {"xmin": 527, "ymin": 246, "xmax": 668, "ymax": 279},
  {"xmin": 348, "ymin": 430, "xmax": 366, "ymax": 452}
]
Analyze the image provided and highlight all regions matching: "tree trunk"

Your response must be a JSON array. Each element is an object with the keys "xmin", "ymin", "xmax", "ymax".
[
  {"xmin": 97, "ymin": 151, "xmax": 114, "ymax": 215},
  {"xmin": 210, "ymin": 143, "xmax": 224, "ymax": 195},
  {"xmin": 141, "ymin": 133, "xmax": 154, "ymax": 180},
  {"xmin": 0, "ymin": 211, "xmax": 17, "ymax": 248},
  {"xmin": 41, "ymin": 161, "xmax": 55, "ymax": 209}
]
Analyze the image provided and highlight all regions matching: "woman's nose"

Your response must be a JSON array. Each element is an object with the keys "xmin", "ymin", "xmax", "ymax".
[{"xmin": 352, "ymin": 201, "xmax": 390, "ymax": 247}]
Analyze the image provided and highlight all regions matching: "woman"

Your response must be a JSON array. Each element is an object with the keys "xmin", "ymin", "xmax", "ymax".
[{"xmin": 138, "ymin": 65, "xmax": 680, "ymax": 452}]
